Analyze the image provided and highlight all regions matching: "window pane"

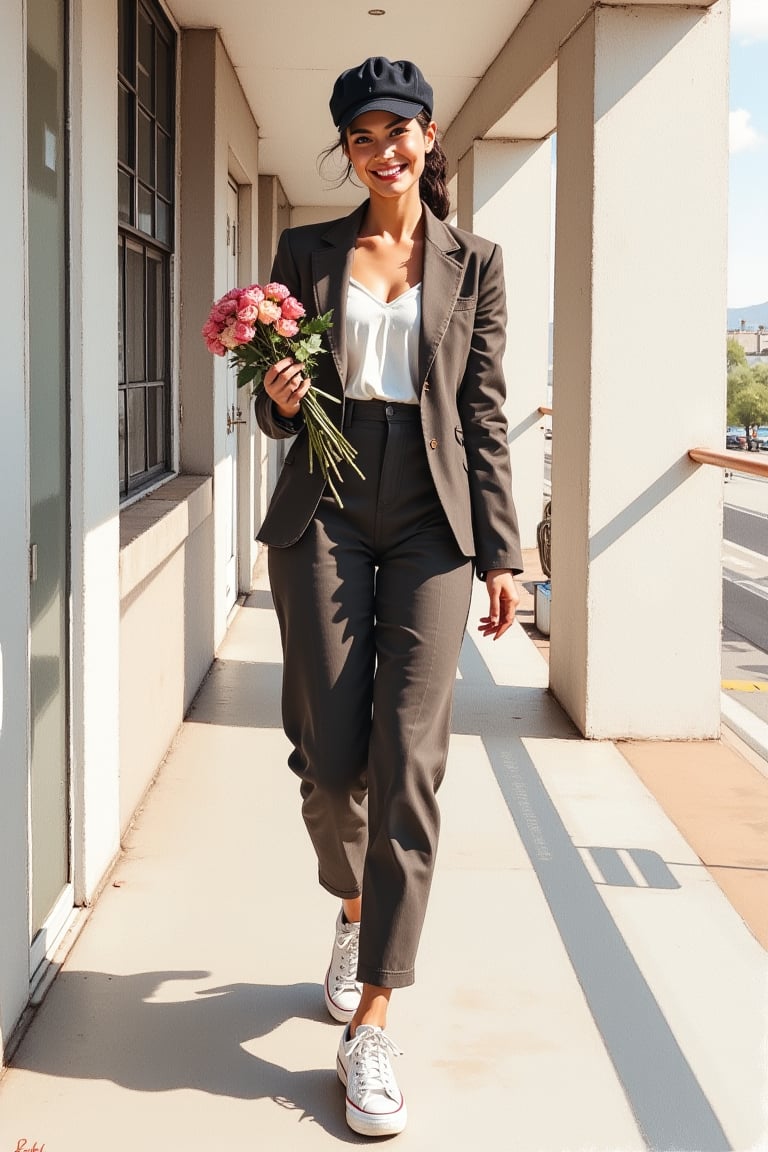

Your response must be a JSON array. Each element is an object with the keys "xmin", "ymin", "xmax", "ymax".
[
  {"xmin": 146, "ymin": 252, "xmax": 165, "ymax": 380},
  {"xmin": 118, "ymin": 238, "xmax": 125, "ymax": 382},
  {"xmin": 128, "ymin": 387, "xmax": 147, "ymax": 476},
  {"xmin": 137, "ymin": 108, "xmax": 153, "ymax": 184},
  {"xmin": 118, "ymin": 169, "xmax": 132, "ymax": 224},
  {"xmin": 137, "ymin": 182, "xmax": 153, "ymax": 235},
  {"xmin": 156, "ymin": 34, "xmax": 171, "ymax": 130},
  {"xmin": 137, "ymin": 7, "xmax": 153, "ymax": 109},
  {"xmin": 155, "ymin": 197, "xmax": 170, "ymax": 245},
  {"xmin": 126, "ymin": 244, "xmax": 145, "ymax": 382},
  {"xmin": 147, "ymin": 385, "xmax": 165, "ymax": 469},
  {"xmin": 156, "ymin": 128, "xmax": 171, "ymax": 198},
  {"xmin": 118, "ymin": 83, "xmax": 133, "ymax": 168},
  {"xmin": 118, "ymin": 0, "xmax": 135, "ymax": 81},
  {"xmin": 118, "ymin": 389, "xmax": 127, "ymax": 490}
]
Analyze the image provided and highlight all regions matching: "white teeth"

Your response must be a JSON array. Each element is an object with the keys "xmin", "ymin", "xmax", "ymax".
[{"xmin": 375, "ymin": 166, "xmax": 404, "ymax": 177}]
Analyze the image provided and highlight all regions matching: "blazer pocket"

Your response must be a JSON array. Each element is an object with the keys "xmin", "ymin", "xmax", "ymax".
[{"xmin": 453, "ymin": 294, "xmax": 477, "ymax": 312}]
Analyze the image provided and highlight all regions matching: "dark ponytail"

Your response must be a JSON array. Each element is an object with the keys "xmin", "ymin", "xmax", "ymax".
[
  {"xmin": 416, "ymin": 111, "xmax": 450, "ymax": 220},
  {"xmin": 318, "ymin": 112, "xmax": 451, "ymax": 220}
]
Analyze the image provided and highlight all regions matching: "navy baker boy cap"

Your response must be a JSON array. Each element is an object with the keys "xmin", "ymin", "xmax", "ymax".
[{"xmin": 329, "ymin": 57, "xmax": 433, "ymax": 131}]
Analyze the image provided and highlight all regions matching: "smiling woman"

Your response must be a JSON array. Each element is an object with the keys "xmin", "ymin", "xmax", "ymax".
[{"xmin": 253, "ymin": 54, "xmax": 522, "ymax": 1140}]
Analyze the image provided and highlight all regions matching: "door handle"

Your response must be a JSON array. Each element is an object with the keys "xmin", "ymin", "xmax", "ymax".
[{"xmin": 226, "ymin": 405, "xmax": 247, "ymax": 434}]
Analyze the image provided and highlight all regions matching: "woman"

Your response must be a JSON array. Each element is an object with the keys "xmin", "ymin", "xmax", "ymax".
[{"xmin": 256, "ymin": 56, "xmax": 522, "ymax": 1138}]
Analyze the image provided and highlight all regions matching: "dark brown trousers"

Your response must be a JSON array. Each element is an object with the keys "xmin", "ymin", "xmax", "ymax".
[{"xmin": 268, "ymin": 400, "xmax": 473, "ymax": 987}]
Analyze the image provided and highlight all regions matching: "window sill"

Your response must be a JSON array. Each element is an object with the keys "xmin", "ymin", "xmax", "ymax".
[{"xmin": 119, "ymin": 474, "xmax": 212, "ymax": 601}]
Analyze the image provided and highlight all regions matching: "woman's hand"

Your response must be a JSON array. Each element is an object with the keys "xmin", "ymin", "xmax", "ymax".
[
  {"xmin": 264, "ymin": 356, "xmax": 311, "ymax": 419},
  {"xmin": 478, "ymin": 569, "xmax": 520, "ymax": 641}
]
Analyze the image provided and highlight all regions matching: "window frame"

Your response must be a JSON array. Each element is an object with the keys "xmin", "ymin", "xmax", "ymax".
[{"xmin": 117, "ymin": 0, "xmax": 176, "ymax": 501}]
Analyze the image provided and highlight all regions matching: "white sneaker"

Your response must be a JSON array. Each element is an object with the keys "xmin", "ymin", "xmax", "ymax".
[
  {"xmin": 324, "ymin": 908, "xmax": 362, "ymax": 1023},
  {"xmin": 336, "ymin": 1023, "xmax": 407, "ymax": 1137}
]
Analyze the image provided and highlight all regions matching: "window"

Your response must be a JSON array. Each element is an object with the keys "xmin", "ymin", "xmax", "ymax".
[{"xmin": 118, "ymin": 0, "xmax": 175, "ymax": 497}]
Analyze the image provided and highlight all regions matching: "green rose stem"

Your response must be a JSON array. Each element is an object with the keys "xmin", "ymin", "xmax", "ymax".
[{"xmin": 236, "ymin": 316, "xmax": 365, "ymax": 509}]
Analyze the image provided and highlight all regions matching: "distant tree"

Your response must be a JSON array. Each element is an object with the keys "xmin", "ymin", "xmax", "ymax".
[
  {"xmin": 727, "ymin": 375, "xmax": 768, "ymax": 430},
  {"xmin": 727, "ymin": 336, "xmax": 748, "ymax": 371},
  {"xmin": 752, "ymin": 363, "xmax": 768, "ymax": 389}
]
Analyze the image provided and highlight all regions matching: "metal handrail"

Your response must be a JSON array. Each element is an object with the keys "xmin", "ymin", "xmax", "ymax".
[{"xmin": 689, "ymin": 448, "xmax": 768, "ymax": 478}]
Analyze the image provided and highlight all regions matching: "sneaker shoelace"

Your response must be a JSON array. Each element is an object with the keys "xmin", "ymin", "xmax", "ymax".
[
  {"xmin": 347, "ymin": 1025, "xmax": 403, "ymax": 1103},
  {"xmin": 332, "ymin": 921, "xmax": 360, "ymax": 995}
]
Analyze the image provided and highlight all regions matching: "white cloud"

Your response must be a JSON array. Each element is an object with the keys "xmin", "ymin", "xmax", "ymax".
[
  {"xmin": 731, "ymin": 0, "xmax": 768, "ymax": 43},
  {"xmin": 730, "ymin": 108, "xmax": 767, "ymax": 153}
]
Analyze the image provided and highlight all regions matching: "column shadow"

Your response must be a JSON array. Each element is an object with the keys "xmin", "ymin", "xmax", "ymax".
[{"xmin": 453, "ymin": 632, "xmax": 732, "ymax": 1152}]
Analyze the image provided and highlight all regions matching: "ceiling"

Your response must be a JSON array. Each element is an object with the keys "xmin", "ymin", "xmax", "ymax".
[{"xmin": 167, "ymin": 0, "xmax": 538, "ymax": 206}]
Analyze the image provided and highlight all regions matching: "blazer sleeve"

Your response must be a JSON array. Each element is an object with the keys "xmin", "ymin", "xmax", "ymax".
[
  {"xmin": 458, "ymin": 243, "xmax": 523, "ymax": 577},
  {"xmin": 254, "ymin": 227, "xmax": 306, "ymax": 441}
]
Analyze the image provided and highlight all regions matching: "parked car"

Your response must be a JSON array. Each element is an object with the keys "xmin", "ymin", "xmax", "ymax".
[
  {"xmin": 726, "ymin": 426, "xmax": 747, "ymax": 450},
  {"xmin": 757, "ymin": 426, "xmax": 768, "ymax": 451}
]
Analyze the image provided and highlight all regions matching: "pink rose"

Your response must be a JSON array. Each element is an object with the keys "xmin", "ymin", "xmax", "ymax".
[
  {"xmin": 216, "ymin": 298, "xmax": 238, "ymax": 319},
  {"xmin": 219, "ymin": 323, "xmax": 240, "ymax": 350},
  {"xmin": 242, "ymin": 285, "xmax": 265, "ymax": 305},
  {"xmin": 257, "ymin": 299, "xmax": 282, "ymax": 325},
  {"xmin": 275, "ymin": 316, "xmax": 299, "ymax": 338},
  {"xmin": 237, "ymin": 303, "xmax": 259, "ymax": 322},
  {"xmin": 263, "ymin": 282, "xmax": 291, "ymax": 302},
  {"xmin": 224, "ymin": 288, "xmax": 243, "ymax": 301},
  {"xmin": 281, "ymin": 296, "xmax": 305, "ymax": 321},
  {"xmin": 202, "ymin": 317, "xmax": 220, "ymax": 338},
  {"xmin": 233, "ymin": 320, "xmax": 256, "ymax": 343},
  {"xmin": 205, "ymin": 336, "xmax": 227, "ymax": 357}
]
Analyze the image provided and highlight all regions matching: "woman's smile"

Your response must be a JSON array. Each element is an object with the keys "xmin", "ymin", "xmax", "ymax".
[{"xmin": 370, "ymin": 162, "xmax": 409, "ymax": 182}]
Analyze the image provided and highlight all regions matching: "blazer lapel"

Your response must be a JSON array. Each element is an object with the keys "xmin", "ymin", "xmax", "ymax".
[
  {"xmin": 311, "ymin": 201, "xmax": 368, "ymax": 389},
  {"xmin": 419, "ymin": 207, "xmax": 463, "ymax": 389}
]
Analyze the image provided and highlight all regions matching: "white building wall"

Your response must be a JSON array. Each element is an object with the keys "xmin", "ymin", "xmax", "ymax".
[
  {"xmin": 69, "ymin": 0, "xmax": 122, "ymax": 901},
  {"xmin": 0, "ymin": 0, "xmax": 33, "ymax": 1063}
]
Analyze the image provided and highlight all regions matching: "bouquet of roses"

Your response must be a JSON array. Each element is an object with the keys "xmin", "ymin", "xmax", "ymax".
[{"xmin": 202, "ymin": 282, "xmax": 362, "ymax": 506}]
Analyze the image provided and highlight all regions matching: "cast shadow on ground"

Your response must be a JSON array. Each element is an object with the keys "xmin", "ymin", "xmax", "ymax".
[
  {"xmin": 9, "ymin": 974, "xmax": 368, "ymax": 1144},
  {"xmin": 454, "ymin": 632, "xmax": 732, "ymax": 1152}
]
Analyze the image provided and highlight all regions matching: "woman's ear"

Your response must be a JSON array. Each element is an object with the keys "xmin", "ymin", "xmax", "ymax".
[{"xmin": 424, "ymin": 119, "xmax": 437, "ymax": 154}]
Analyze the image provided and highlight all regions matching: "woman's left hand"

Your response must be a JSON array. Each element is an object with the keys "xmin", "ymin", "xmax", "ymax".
[{"xmin": 478, "ymin": 569, "xmax": 520, "ymax": 641}]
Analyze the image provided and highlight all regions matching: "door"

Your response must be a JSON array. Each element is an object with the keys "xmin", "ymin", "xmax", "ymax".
[
  {"xmin": 26, "ymin": 0, "xmax": 73, "ymax": 975},
  {"xmin": 224, "ymin": 179, "xmax": 240, "ymax": 613}
]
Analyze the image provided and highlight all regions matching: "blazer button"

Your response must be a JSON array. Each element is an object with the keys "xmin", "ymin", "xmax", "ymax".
[{"xmin": 429, "ymin": 438, "xmax": 438, "ymax": 449}]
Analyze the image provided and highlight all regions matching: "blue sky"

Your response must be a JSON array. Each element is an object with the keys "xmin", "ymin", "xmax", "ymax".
[{"xmin": 729, "ymin": 0, "xmax": 768, "ymax": 306}]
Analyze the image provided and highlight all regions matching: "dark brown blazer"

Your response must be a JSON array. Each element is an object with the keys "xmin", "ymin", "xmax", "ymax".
[{"xmin": 255, "ymin": 200, "xmax": 523, "ymax": 576}]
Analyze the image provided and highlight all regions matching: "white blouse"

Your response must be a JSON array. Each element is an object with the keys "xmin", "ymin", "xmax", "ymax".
[{"xmin": 344, "ymin": 278, "xmax": 421, "ymax": 405}]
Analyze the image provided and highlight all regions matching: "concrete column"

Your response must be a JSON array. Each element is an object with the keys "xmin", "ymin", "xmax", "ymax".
[
  {"xmin": 0, "ymin": 0, "xmax": 32, "ymax": 1060},
  {"xmin": 550, "ymin": 3, "xmax": 729, "ymax": 738},
  {"xmin": 69, "ymin": 0, "xmax": 122, "ymax": 898},
  {"xmin": 457, "ymin": 139, "xmax": 551, "ymax": 548}
]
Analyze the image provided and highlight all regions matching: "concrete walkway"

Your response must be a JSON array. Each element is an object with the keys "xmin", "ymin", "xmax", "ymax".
[{"xmin": 1, "ymin": 566, "xmax": 766, "ymax": 1152}]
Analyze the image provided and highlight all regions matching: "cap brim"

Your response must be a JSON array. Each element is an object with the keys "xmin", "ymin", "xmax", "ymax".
[{"xmin": 338, "ymin": 97, "xmax": 426, "ymax": 131}]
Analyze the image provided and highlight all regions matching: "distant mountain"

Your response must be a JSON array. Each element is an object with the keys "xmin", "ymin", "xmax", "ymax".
[{"xmin": 727, "ymin": 301, "xmax": 768, "ymax": 330}]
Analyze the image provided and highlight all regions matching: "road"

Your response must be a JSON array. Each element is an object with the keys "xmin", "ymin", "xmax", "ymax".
[{"xmin": 722, "ymin": 458, "xmax": 768, "ymax": 726}]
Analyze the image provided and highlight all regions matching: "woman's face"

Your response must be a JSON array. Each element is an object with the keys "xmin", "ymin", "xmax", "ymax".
[{"xmin": 344, "ymin": 110, "xmax": 436, "ymax": 202}]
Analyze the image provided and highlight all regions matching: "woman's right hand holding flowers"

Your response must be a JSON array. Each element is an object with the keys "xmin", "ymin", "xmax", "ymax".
[{"xmin": 265, "ymin": 356, "xmax": 311, "ymax": 418}]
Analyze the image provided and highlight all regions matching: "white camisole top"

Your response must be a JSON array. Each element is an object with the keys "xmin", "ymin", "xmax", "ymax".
[{"xmin": 344, "ymin": 278, "xmax": 422, "ymax": 405}]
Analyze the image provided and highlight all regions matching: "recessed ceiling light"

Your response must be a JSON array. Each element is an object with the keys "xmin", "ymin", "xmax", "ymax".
[{"xmin": 368, "ymin": 8, "xmax": 386, "ymax": 14}]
